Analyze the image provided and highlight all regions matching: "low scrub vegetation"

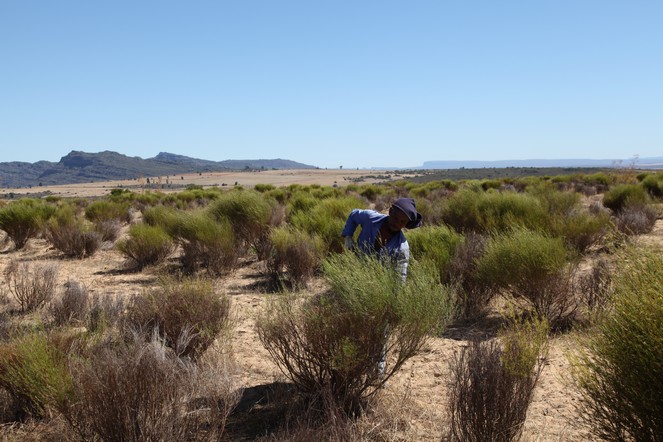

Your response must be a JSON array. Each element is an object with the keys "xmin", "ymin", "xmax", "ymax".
[
  {"xmin": 445, "ymin": 232, "xmax": 492, "ymax": 319},
  {"xmin": 4, "ymin": 260, "xmax": 59, "ymax": 312},
  {"xmin": 572, "ymin": 247, "xmax": 663, "ymax": 441},
  {"xmin": 258, "ymin": 253, "xmax": 454, "ymax": 415},
  {"xmin": 406, "ymin": 225, "xmax": 462, "ymax": 282},
  {"xmin": 447, "ymin": 317, "xmax": 549, "ymax": 442},
  {"xmin": 442, "ymin": 189, "xmax": 547, "ymax": 233},
  {"xmin": 125, "ymin": 275, "xmax": 231, "ymax": 360},
  {"xmin": 267, "ymin": 226, "xmax": 325, "ymax": 288},
  {"xmin": 615, "ymin": 201, "xmax": 658, "ymax": 235},
  {"xmin": 0, "ymin": 169, "xmax": 660, "ymax": 440},
  {"xmin": 0, "ymin": 199, "xmax": 55, "ymax": 250},
  {"xmin": 48, "ymin": 281, "xmax": 90, "ymax": 326},
  {"xmin": 0, "ymin": 331, "xmax": 73, "ymax": 419},
  {"xmin": 208, "ymin": 189, "xmax": 277, "ymax": 258},
  {"xmin": 62, "ymin": 333, "xmax": 238, "ymax": 441},
  {"xmin": 84, "ymin": 200, "xmax": 131, "ymax": 224},
  {"xmin": 171, "ymin": 211, "xmax": 238, "ymax": 275},
  {"xmin": 602, "ymin": 184, "xmax": 649, "ymax": 213},
  {"xmin": 289, "ymin": 196, "xmax": 364, "ymax": 254},
  {"xmin": 46, "ymin": 206, "xmax": 101, "ymax": 258},
  {"xmin": 476, "ymin": 229, "xmax": 576, "ymax": 328},
  {"xmin": 116, "ymin": 223, "xmax": 175, "ymax": 269}
]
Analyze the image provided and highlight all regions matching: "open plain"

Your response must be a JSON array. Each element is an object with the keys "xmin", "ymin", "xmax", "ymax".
[{"xmin": 0, "ymin": 169, "xmax": 406, "ymax": 199}]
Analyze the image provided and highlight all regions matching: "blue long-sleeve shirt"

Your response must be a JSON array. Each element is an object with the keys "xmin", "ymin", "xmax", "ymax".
[{"xmin": 341, "ymin": 209, "xmax": 410, "ymax": 281}]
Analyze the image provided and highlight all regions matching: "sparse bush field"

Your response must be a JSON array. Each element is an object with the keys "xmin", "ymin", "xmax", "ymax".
[{"xmin": 0, "ymin": 170, "xmax": 660, "ymax": 440}]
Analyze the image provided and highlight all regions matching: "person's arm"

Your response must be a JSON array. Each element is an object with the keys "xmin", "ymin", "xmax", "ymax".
[
  {"xmin": 341, "ymin": 209, "xmax": 362, "ymax": 238},
  {"xmin": 341, "ymin": 209, "xmax": 372, "ymax": 248},
  {"xmin": 396, "ymin": 244, "xmax": 410, "ymax": 284}
]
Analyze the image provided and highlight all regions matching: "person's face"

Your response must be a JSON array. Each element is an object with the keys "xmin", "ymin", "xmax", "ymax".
[{"xmin": 387, "ymin": 206, "xmax": 410, "ymax": 232}]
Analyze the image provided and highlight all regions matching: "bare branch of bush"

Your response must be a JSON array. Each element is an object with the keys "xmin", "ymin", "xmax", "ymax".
[
  {"xmin": 93, "ymin": 219, "xmax": 122, "ymax": 243},
  {"xmin": 519, "ymin": 267, "xmax": 580, "ymax": 331},
  {"xmin": 46, "ymin": 220, "xmax": 101, "ymax": 259},
  {"xmin": 447, "ymin": 317, "xmax": 548, "ymax": 442},
  {"xmin": 577, "ymin": 258, "xmax": 613, "ymax": 319},
  {"xmin": 4, "ymin": 261, "xmax": 58, "ymax": 312},
  {"xmin": 87, "ymin": 294, "xmax": 125, "ymax": 334},
  {"xmin": 616, "ymin": 202, "xmax": 657, "ymax": 235},
  {"xmin": 445, "ymin": 232, "xmax": 492, "ymax": 320},
  {"xmin": 48, "ymin": 281, "xmax": 90, "ymax": 326},
  {"xmin": 124, "ymin": 276, "xmax": 231, "ymax": 360},
  {"xmin": 266, "ymin": 227, "xmax": 325, "ymax": 289},
  {"xmin": 61, "ymin": 332, "xmax": 239, "ymax": 441}
]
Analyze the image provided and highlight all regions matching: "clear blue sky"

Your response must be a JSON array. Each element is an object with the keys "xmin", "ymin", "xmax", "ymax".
[{"xmin": 1, "ymin": 1, "xmax": 661, "ymax": 169}]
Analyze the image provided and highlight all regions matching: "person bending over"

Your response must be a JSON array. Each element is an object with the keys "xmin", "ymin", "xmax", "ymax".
[{"xmin": 341, "ymin": 197, "xmax": 423, "ymax": 283}]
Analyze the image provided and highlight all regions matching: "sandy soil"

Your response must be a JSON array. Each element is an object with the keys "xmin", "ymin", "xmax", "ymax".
[
  {"xmin": 0, "ymin": 215, "xmax": 661, "ymax": 440},
  {"xmin": 0, "ymin": 169, "xmax": 409, "ymax": 199}
]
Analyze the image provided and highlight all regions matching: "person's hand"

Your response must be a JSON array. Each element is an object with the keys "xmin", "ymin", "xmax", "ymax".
[{"xmin": 344, "ymin": 236, "xmax": 354, "ymax": 250}]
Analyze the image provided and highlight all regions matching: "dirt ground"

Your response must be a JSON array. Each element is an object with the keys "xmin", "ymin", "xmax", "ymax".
[
  {"xmin": 0, "ymin": 169, "xmax": 408, "ymax": 199},
  {"xmin": 0, "ymin": 205, "xmax": 661, "ymax": 440}
]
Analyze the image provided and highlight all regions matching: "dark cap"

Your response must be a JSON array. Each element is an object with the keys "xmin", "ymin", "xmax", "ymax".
[{"xmin": 392, "ymin": 198, "xmax": 423, "ymax": 229}]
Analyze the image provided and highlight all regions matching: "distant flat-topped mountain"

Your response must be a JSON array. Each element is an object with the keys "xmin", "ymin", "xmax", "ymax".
[
  {"xmin": 0, "ymin": 151, "xmax": 316, "ymax": 188},
  {"xmin": 419, "ymin": 157, "xmax": 663, "ymax": 169}
]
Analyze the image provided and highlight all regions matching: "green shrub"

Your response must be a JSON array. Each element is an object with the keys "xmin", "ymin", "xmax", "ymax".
[
  {"xmin": 254, "ymin": 183, "xmax": 276, "ymax": 192},
  {"xmin": 84, "ymin": 200, "xmax": 131, "ymax": 224},
  {"xmin": 583, "ymin": 172, "xmax": 612, "ymax": 188},
  {"xmin": 116, "ymin": 224, "xmax": 174, "ymax": 269},
  {"xmin": 406, "ymin": 225, "xmax": 462, "ymax": 282},
  {"xmin": 359, "ymin": 185, "xmax": 382, "ymax": 202},
  {"xmin": 602, "ymin": 184, "xmax": 649, "ymax": 213},
  {"xmin": 287, "ymin": 192, "xmax": 319, "ymax": 216},
  {"xmin": 108, "ymin": 188, "xmax": 135, "ymax": 201},
  {"xmin": 0, "ymin": 199, "xmax": 55, "ymax": 249},
  {"xmin": 173, "ymin": 211, "xmax": 238, "ymax": 275},
  {"xmin": 414, "ymin": 197, "xmax": 447, "ymax": 226},
  {"xmin": 476, "ymin": 229, "xmax": 568, "ymax": 292},
  {"xmin": 530, "ymin": 184, "xmax": 580, "ymax": 217},
  {"xmin": 442, "ymin": 190, "xmax": 547, "ymax": 233},
  {"xmin": 447, "ymin": 317, "xmax": 548, "ymax": 442},
  {"xmin": 208, "ymin": 190, "xmax": 275, "ymax": 258},
  {"xmin": 641, "ymin": 172, "xmax": 663, "ymax": 198},
  {"xmin": 131, "ymin": 190, "xmax": 163, "ymax": 208},
  {"xmin": 571, "ymin": 247, "xmax": 663, "ymax": 441},
  {"xmin": 0, "ymin": 332, "xmax": 74, "ymax": 418},
  {"xmin": 548, "ymin": 209, "xmax": 612, "ymax": 254},
  {"xmin": 481, "ymin": 179, "xmax": 502, "ymax": 191},
  {"xmin": 142, "ymin": 205, "xmax": 181, "ymax": 231},
  {"xmin": 476, "ymin": 229, "xmax": 575, "ymax": 327},
  {"xmin": 258, "ymin": 253, "xmax": 454, "ymax": 415},
  {"xmin": 266, "ymin": 188, "xmax": 287, "ymax": 204},
  {"xmin": 267, "ymin": 226, "xmax": 325, "ymax": 288},
  {"xmin": 125, "ymin": 276, "xmax": 231, "ymax": 360},
  {"xmin": 290, "ymin": 196, "xmax": 363, "ymax": 254}
]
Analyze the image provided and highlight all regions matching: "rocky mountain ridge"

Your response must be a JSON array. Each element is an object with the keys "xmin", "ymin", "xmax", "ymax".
[{"xmin": 0, "ymin": 151, "xmax": 316, "ymax": 188}]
